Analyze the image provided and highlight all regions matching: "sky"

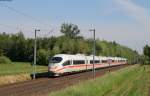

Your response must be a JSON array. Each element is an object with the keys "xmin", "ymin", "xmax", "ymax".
[{"xmin": 0, "ymin": 0, "xmax": 150, "ymax": 54}]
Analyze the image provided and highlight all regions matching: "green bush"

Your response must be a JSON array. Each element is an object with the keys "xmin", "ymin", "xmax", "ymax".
[
  {"xmin": 0, "ymin": 56, "xmax": 12, "ymax": 64},
  {"xmin": 37, "ymin": 49, "xmax": 50, "ymax": 65}
]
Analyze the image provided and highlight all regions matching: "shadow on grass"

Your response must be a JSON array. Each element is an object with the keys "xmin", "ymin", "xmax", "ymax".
[{"xmin": 30, "ymin": 72, "xmax": 50, "ymax": 79}]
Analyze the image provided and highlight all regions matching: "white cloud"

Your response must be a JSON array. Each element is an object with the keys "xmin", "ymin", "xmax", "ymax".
[{"xmin": 114, "ymin": 0, "xmax": 150, "ymax": 32}]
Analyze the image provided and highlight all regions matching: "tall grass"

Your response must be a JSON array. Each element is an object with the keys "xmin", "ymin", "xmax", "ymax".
[
  {"xmin": 49, "ymin": 65, "xmax": 150, "ymax": 96},
  {"xmin": 0, "ymin": 62, "xmax": 48, "ymax": 85}
]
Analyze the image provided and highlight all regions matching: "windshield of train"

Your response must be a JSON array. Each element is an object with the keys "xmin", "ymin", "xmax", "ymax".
[{"xmin": 49, "ymin": 57, "xmax": 62, "ymax": 64}]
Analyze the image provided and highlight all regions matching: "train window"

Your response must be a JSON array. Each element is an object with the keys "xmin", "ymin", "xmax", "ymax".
[
  {"xmin": 73, "ymin": 60, "xmax": 85, "ymax": 65},
  {"xmin": 50, "ymin": 57, "xmax": 62, "ymax": 63},
  {"xmin": 101, "ymin": 60, "xmax": 107, "ymax": 63},
  {"xmin": 90, "ymin": 60, "xmax": 100, "ymax": 64},
  {"xmin": 63, "ymin": 61, "xmax": 71, "ymax": 66}
]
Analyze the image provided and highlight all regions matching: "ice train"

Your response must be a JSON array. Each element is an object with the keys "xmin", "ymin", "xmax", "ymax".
[{"xmin": 48, "ymin": 54, "xmax": 127, "ymax": 76}]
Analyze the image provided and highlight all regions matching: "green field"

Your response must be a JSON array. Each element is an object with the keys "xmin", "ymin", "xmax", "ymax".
[
  {"xmin": 50, "ymin": 65, "xmax": 150, "ymax": 96},
  {"xmin": 0, "ymin": 62, "xmax": 47, "ymax": 76}
]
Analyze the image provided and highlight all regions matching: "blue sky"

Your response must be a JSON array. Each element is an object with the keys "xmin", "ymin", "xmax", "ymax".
[{"xmin": 0, "ymin": 0, "xmax": 150, "ymax": 53}]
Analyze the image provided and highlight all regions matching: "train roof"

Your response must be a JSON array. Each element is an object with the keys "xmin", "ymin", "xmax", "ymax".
[
  {"xmin": 54, "ymin": 54, "xmax": 86, "ymax": 60},
  {"xmin": 53, "ymin": 54, "xmax": 127, "ymax": 61}
]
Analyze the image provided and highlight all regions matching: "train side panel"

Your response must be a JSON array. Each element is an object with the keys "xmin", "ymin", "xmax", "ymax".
[{"xmin": 48, "ymin": 54, "xmax": 127, "ymax": 76}]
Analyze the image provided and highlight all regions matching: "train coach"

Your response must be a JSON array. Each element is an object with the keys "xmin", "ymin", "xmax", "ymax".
[{"xmin": 48, "ymin": 54, "xmax": 127, "ymax": 76}]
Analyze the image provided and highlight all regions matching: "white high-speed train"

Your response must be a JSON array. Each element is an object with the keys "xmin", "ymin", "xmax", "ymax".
[{"xmin": 48, "ymin": 54, "xmax": 127, "ymax": 76}]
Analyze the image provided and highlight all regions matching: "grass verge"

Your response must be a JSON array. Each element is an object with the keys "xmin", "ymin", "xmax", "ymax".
[
  {"xmin": 49, "ymin": 65, "xmax": 150, "ymax": 96},
  {"xmin": 0, "ymin": 62, "xmax": 47, "ymax": 85},
  {"xmin": 0, "ymin": 74, "xmax": 31, "ymax": 86},
  {"xmin": 0, "ymin": 62, "xmax": 47, "ymax": 76}
]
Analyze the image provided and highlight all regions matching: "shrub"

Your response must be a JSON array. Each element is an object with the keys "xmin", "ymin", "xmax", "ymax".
[
  {"xmin": 0, "ymin": 56, "xmax": 12, "ymax": 64},
  {"xmin": 37, "ymin": 49, "xmax": 49, "ymax": 65}
]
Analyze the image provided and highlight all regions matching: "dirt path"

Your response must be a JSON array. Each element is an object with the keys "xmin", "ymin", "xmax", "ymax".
[{"xmin": 0, "ymin": 65, "xmax": 129, "ymax": 96}]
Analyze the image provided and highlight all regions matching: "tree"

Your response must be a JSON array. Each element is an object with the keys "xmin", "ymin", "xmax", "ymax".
[
  {"xmin": 7, "ymin": 32, "xmax": 27, "ymax": 61},
  {"xmin": 0, "ymin": 56, "xmax": 11, "ymax": 64},
  {"xmin": 60, "ymin": 23, "xmax": 80, "ymax": 38},
  {"xmin": 143, "ymin": 45, "xmax": 150, "ymax": 64},
  {"xmin": 52, "ymin": 45, "xmax": 61, "ymax": 55},
  {"xmin": 37, "ymin": 49, "xmax": 50, "ymax": 65},
  {"xmin": 95, "ymin": 40, "xmax": 102, "ymax": 55},
  {"xmin": 143, "ymin": 45, "xmax": 150, "ymax": 57},
  {"xmin": 0, "ymin": 26, "xmax": 142, "ymax": 65},
  {"xmin": 0, "ymin": 49, "xmax": 3, "ymax": 56}
]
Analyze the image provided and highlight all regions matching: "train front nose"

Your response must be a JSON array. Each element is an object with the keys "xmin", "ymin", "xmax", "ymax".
[
  {"xmin": 48, "ymin": 66, "xmax": 61, "ymax": 76},
  {"xmin": 48, "ymin": 64, "xmax": 59, "ymax": 73},
  {"xmin": 48, "ymin": 66, "xmax": 51, "ymax": 71},
  {"xmin": 48, "ymin": 66, "xmax": 55, "ymax": 76},
  {"xmin": 48, "ymin": 65, "xmax": 57, "ymax": 71}
]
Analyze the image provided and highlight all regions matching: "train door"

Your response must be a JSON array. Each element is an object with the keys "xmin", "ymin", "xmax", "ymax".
[
  {"xmin": 86, "ymin": 60, "xmax": 88, "ymax": 71},
  {"xmin": 107, "ymin": 59, "xmax": 112, "ymax": 67},
  {"xmin": 85, "ymin": 56, "xmax": 88, "ymax": 71}
]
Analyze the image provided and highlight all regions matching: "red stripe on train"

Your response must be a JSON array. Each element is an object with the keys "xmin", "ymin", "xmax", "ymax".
[
  {"xmin": 51, "ymin": 63, "xmax": 125, "ymax": 72},
  {"xmin": 55, "ymin": 63, "xmax": 104, "ymax": 72}
]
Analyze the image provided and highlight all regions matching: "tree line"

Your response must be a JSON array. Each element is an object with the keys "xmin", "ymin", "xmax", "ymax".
[{"xmin": 0, "ymin": 23, "xmax": 147, "ymax": 65}]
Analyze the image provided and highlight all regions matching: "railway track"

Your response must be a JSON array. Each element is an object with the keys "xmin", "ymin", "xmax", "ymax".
[{"xmin": 0, "ymin": 64, "xmax": 130, "ymax": 96}]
